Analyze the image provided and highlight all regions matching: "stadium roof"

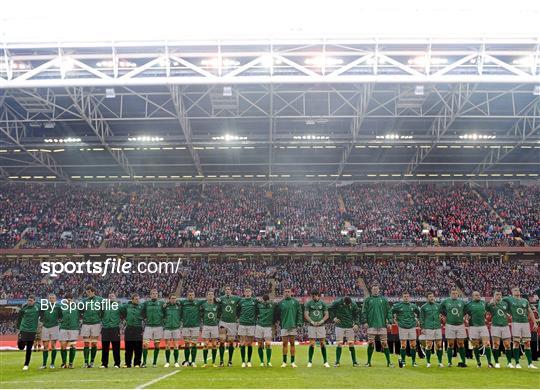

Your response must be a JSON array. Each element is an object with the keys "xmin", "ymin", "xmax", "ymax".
[{"xmin": 0, "ymin": 2, "xmax": 539, "ymax": 184}]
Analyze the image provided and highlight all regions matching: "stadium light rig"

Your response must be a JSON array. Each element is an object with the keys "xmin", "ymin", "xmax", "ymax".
[
  {"xmin": 293, "ymin": 135, "xmax": 330, "ymax": 140},
  {"xmin": 304, "ymin": 56, "xmax": 343, "ymax": 67},
  {"xmin": 128, "ymin": 136, "xmax": 164, "ymax": 142},
  {"xmin": 375, "ymin": 134, "xmax": 413, "ymax": 140},
  {"xmin": 459, "ymin": 134, "xmax": 497, "ymax": 140},
  {"xmin": 44, "ymin": 137, "xmax": 82, "ymax": 143},
  {"xmin": 211, "ymin": 134, "xmax": 247, "ymax": 141},
  {"xmin": 407, "ymin": 56, "xmax": 448, "ymax": 66},
  {"xmin": 201, "ymin": 58, "xmax": 240, "ymax": 68}
]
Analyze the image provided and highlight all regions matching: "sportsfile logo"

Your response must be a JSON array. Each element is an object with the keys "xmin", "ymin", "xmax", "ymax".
[
  {"xmin": 40, "ymin": 299, "xmax": 119, "ymax": 313},
  {"xmin": 40, "ymin": 258, "xmax": 182, "ymax": 277}
]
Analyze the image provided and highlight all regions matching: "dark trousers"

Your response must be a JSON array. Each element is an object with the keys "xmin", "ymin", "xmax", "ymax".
[
  {"xmin": 19, "ymin": 332, "xmax": 36, "ymax": 366},
  {"xmin": 124, "ymin": 326, "xmax": 143, "ymax": 367},
  {"xmin": 125, "ymin": 340, "xmax": 142, "ymax": 367},
  {"xmin": 24, "ymin": 341, "xmax": 34, "ymax": 365},
  {"xmin": 101, "ymin": 327, "xmax": 121, "ymax": 367}
]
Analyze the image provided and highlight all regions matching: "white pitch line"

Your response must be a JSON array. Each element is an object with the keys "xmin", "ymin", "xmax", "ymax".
[{"xmin": 135, "ymin": 369, "xmax": 181, "ymax": 389}]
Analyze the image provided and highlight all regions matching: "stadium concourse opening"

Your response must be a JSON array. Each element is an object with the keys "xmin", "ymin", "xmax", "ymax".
[{"xmin": 1, "ymin": 0, "xmax": 540, "ymax": 388}]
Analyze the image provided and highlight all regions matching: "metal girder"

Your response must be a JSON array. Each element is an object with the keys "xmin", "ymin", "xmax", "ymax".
[
  {"xmin": 406, "ymin": 84, "xmax": 476, "ymax": 174},
  {"xmin": 1, "ymin": 39, "xmax": 540, "ymax": 88},
  {"xmin": 0, "ymin": 107, "xmax": 70, "ymax": 181},
  {"xmin": 474, "ymin": 97, "xmax": 540, "ymax": 174},
  {"xmin": 169, "ymin": 85, "xmax": 203, "ymax": 176},
  {"xmin": 66, "ymin": 87, "xmax": 134, "ymax": 177},
  {"xmin": 0, "ymin": 166, "xmax": 10, "ymax": 180},
  {"xmin": 337, "ymin": 84, "xmax": 373, "ymax": 176}
]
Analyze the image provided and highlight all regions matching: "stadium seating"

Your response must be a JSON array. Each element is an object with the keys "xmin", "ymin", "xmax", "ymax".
[{"xmin": 0, "ymin": 183, "xmax": 538, "ymax": 249}]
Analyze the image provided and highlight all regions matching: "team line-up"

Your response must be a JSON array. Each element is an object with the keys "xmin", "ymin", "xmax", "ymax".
[{"xmin": 15, "ymin": 284, "xmax": 539, "ymax": 371}]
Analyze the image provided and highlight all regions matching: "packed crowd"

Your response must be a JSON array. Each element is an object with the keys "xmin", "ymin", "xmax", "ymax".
[
  {"xmin": 0, "ymin": 183, "xmax": 538, "ymax": 249},
  {"xmin": 1, "ymin": 257, "xmax": 537, "ymax": 301},
  {"xmin": 0, "ymin": 259, "xmax": 180, "ymax": 300}
]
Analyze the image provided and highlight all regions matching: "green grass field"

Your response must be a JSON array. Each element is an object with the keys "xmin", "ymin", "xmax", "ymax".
[{"xmin": 1, "ymin": 346, "xmax": 538, "ymax": 389}]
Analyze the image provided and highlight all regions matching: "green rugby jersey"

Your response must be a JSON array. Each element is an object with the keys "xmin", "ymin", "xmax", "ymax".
[
  {"xmin": 277, "ymin": 297, "xmax": 302, "ymax": 329},
  {"xmin": 238, "ymin": 297, "xmax": 258, "ymax": 326},
  {"xmin": 362, "ymin": 295, "xmax": 392, "ymax": 328},
  {"xmin": 502, "ymin": 296, "xmax": 530, "ymax": 323},
  {"xmin": 440, "ymin": 298, "xmax": 465, "ymax": 325},
  {"xmin": 120, "ymin": 302, "xmax": 143, "ymax": 328},
  {"xmin": 218, "ymin": 294, "xmax": 241, "ymax": 323},
  {"xmin": 329, "ymin": 298, "xmax": 360, "ymax": 328},
  {"xmin": 17, "ymin": 304, "xmax": 39, "ymax": 333},
  {"xmin": 464, "ymin": 300, "xmax": 487, "ymax": 327},
  {"xmin": 304, "ymin": 299, "xmax": 328, "ymax": 324},
  {"xmin": 420, "ymin": 301, "xmax": 442, "ymax": 330},
  {"xmin": 256, "ymin": 301, "xmax": 276, "ymax": 327},
  {"xmin": 163, "ymin": 303, "xmax": 181, "ymax": 330},
  {"xmin": 81, "ymin": 295, "xmax": 103, "ymax": 325},
  {"xmin": 486, "ymin": 301, "xmax": 509, "ymax": 327},
  {"xmin": 60, "ymin": 304, "xmax": 80, "ymax": 330},
  {"xmin": 142, "ymin": 299, "xmax": 164, "ymax": 327},
  {"xmin": 180, "ymin": 299, "xmax": 204, "ymax": 327},
  {"xmin": 40, "ymin": 304, "xmax": 61, "ymax": 329},
  {"xmin": 101, "ymin": 301, "xmax": 120, "ymax": 329},
  {"xmin": 201, "ymin": 301, "xmax": 220, "ymax": 326},
  {"xmin": 391, "ymin": 301, "xmax": 420, "ymax": 329}
]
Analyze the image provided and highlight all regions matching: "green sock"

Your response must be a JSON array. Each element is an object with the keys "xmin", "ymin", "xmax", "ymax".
[
  {"xmin": 211, "ymin": 348, "xmax": 217, "ymax": 363},
  {"xmin": 291, "ymin": 355, "xmax": 295, "ymax": 363},
  {"xmin": 436, "ymin": 349, "xmax": 443, "ymax": 364},
  {"xmin": 165, "ymin": 349, "xmax": 171, "ymax": 363},
  {"xmin": 400, "ymin": 348, "xmax": 406, "ymax": 362},
  {"xmin": 367, "ymin": 344, "xmax": 374, "ymax": 364},
  {"xmin": 153, "ymin": 347, "xmax": 160, "ymax": 365},
  {"xmin": 485, "ymin": 347, "xmax": 492, "ymax": 364},
  {"xmin": 474, "ymin": 348, "xmax": 481, "ymax": 364},
  {"xmin": 42, "ymin": 350, "xmax": 48, "ymax": 366},
  {"xmin": 349, "ymin": 346, "xmax": 357, "ymax": 364},
  {"xmin": 184, "ymin": 347, "xmax": 190, "ymax": 362},
  {"xmin": 258, "ymin": 347, "xmax": 264, "ymax": 363},
  {"xmin": 219, "ymin": 345, "xmax": 225, "ymax": 363},
  {"xmin": 505, "ymin": 348, "xmax": 513, "ymax": 364},
  {"xmin": 69, "ymin": 348, "xmax": 76, "ymax": 364},
  {"xmin": 308, "ymin": 345, "xmax": 314, "ymax": 363},
  {"xmin": 203, "ymin": 349, "xmax": 208, "ymax": 364},
  {"xmin": 61, "ymin": 349, "xmax": 67, "ymax": 365},
  {"xmin": 493, "ymin": 349, "xmax": 499, "ymax": 363},
  {"xmin": 458, "ymin": 347, "xmax": 466, "ymax": 364},
  {"xmin": 240, "ymin": 345, "xmax": 246, "ymax": 363},
  {"xmin": 383, "ymin": 347, "xmax": 391, "ymax": 364},
  {"xmin": 266, "ymin": 347, "xmax": 272, "ymax": 363},
  {"xmin": 83, "ymin": 346, "xmax": 89, "ymax": 363},
  {"xmin": 142, "ymin": 348, "xmax": 148, "ymax": 364},
  {"xmin": 228, "ymin": 345, "xmax": 234, "ymax": 363},
  {"xmin": 524, "ymin": 349, "xmax": 532, "ymax": 365},
  {"xmin": 90, "ymin": 346, "xmax": 97, "ymax": 363},
  {"xmin": 513, "ymin": 347, "xmax": 520, "ymax": 364},
  {"xmin": 336, "ymin": 346, "xmax": 342, "ymax": 363},
  {"xmin": 411, "ymin": 348, "xmax": 416, "ymax": 363},
  {"xmin": 173, "ymin": 349, "xmax": 179, "ymax": 363},
  {"xmin": 190, "ymin": 346, "xmax": 197, "ymax": 363},
  {"xmin": 447, "ymin": 347, "xmax": 453, "ymax": 364},
  {"xmin": 51, "ymin": 349, "xmax": 57, "ymax": 365},
  {"xmin": 247, "ymin": 346, "xmax": 253, "ymax": 363},
  {"xmin": 283, "ymin": 354, "xmax": 287, "ymax": 363},
  {"xmin": 426, "ymin": 350, "xmax": 431, "ymax": 363},
  {"xmin": 321, "ymin": 345, "xmax": 327, "ymax": 363}
]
